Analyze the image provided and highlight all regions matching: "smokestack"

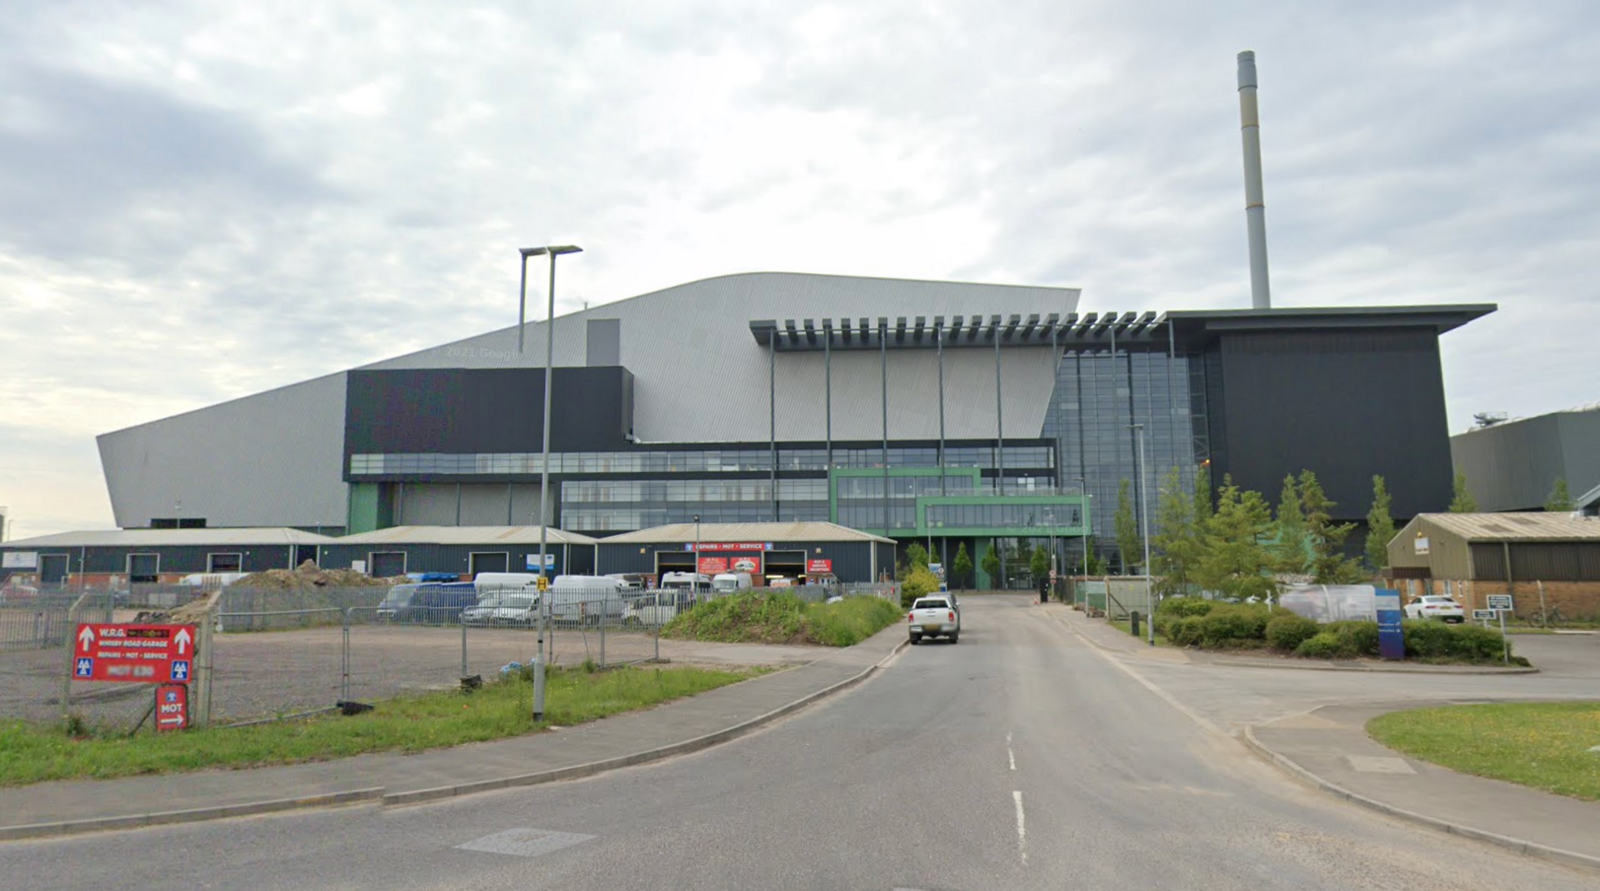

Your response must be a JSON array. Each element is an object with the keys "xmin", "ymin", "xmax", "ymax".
[{"xmin": 1237, "ymin": 50, "xmax": 1271, "ymax": 310}]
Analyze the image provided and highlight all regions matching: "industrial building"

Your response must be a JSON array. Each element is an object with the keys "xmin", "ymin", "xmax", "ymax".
[
  {"xmin": 1450, "ymin": 404, "xmax": 1600, "ymax": 513},
  {"xmin": 593, "ymin": 522, "xmax": 895, "ymax": 584},
  {"xmin": 1387, "ymin": 512, "xmax": 1600, "ymax": 620},
  {"xmin": 88, "ymin": 269, "xmax": 1492, "ymax": 588}
]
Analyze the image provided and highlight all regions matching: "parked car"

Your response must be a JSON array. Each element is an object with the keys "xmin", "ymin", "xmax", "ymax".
[
  {"xmin": 908, "ymin": 595, "xmax": 960, "ymax": 644},
  {"xmin": 461, "ymin": 591, "xmax": 539, "ymax": 626},
  {"xmin": 1405, "ymin": 595, "xmax": 1465, "ymax": 623},
  {"xmin": 392, "ymin": 582, "xmax": 479, "ymax": 624}
]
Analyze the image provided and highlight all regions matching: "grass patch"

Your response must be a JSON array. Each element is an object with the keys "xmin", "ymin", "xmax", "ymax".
[
  {"xmin": 1109, "ymin": 619, "xmax": 1174, "ymax": 647},
  {"xmin": 1368, "ymin": 702, "xmax": 1600, "ymax": 801},
  {"xmin": 0, "ymin": 664, "xmax": 757, "ymax": 787},
  {"xmin": 664, "ymin": 592, "xmax": 902, "ymax": 646}
]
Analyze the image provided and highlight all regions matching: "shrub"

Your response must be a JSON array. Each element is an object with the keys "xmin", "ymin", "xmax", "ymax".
[
  {"xmin": 1323, "ymin": 620, "xmax": 1381, "ymax": 658},
  {"xmin": 1157, "ymin": 597, "xmax": 1214, "ymax": 619},
  {"xmin": 1164, "ymin": 615, "xmax": 1206, "ymax": 647},
  {"xmin": 1403, "ymin": 620, "xmax": 1513, "ymax": 663},
  {"xmin": 1402, "ymin": 619, "xmax": 1455, "ymax": 659},
  {"xmin": 1294, "ymin": 631, "xmax": 1355, "ymax": 659},
  {"xmin": 901, "ymin": 567, "xmax": 940, "ymax": 609},
  {"xmin": 1265, "ymin": 614, "xmax": 1320, "ymax": 652},
  {"xmin": 1197, "ymin": 603, "xmax": 1272, "ymax": 647}
]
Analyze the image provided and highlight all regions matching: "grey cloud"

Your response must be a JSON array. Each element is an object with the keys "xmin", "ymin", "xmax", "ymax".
[{"xmin": 0, "ymin": 62, "xmax": 338, "ymax": 267}]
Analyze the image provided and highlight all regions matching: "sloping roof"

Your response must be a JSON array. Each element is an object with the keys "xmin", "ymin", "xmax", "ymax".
[
  {"xmin": 1418, "ymin": 512, "xmax": 1600, "ymax": 542},
  {"xmin": 599, "ymin": 521, "xmax": 895, "ymax": 545},
  {"xmin": 330, "ymin": 526, "xmax": 598, "ymax": 546},
  {"xmin": 0, "ymin": 528, "xmax": 339, "ymax": 549}
]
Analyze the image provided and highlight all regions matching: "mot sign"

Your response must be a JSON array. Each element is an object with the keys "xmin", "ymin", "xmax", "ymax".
[{"xmin": 73, "ymin": 623, "xmax": 196, "ymax": 684}]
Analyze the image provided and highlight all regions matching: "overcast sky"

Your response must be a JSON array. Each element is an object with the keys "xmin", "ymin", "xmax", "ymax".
[{"xmin": 2, "ymin": 0, "xmax": 1596, "ymax": 538}]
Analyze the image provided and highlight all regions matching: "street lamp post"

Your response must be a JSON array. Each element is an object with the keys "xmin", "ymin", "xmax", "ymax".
[
  {"xmin": 1130, "ymin": 423, "xmax": 1153, "ymax": 646},
  {"xmin": 692, "ymin": 514, "xmax": 701, "ymax": 601},
  {"xmin": 1044, "ymin": 509, "xmax": 1057, "ymax": 602},
  {"xmin": 519, "ymin": 244, "xmax": 582, "ymax": 721}
]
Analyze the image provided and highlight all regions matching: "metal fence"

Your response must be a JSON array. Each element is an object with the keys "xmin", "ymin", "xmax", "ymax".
[{"xmin": 1, "ymin": 581, "xmax": 903, "ymax": 731}]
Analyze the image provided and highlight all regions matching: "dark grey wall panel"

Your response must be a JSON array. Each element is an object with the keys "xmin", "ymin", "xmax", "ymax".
[
  {"xmin": 345, "ymin": 367, "xmax": 634, "ymax": 461},
  {"xmin": 1451, "ymin": 415, "xmax": 1567, "ymax": 511},
  {"xmin": 1208, "ymin": 328, "xmax": 1452, "ymax": 520}
]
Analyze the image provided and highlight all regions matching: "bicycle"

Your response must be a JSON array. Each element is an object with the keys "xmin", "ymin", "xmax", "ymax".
[{"xmin": 1529, "ymin": 606, "xmax": 1567, "ymax": 628}]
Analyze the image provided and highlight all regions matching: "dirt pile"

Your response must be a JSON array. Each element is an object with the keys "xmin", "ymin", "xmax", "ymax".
[{"xmin": 233, "ymin": 560, "xmax": 404, "ymax": 590}]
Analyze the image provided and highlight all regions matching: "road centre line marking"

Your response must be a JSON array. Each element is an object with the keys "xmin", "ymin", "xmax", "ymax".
[{"xmin": 1013, "ymin": 790, "xmax": 1027, "ymax": 864}]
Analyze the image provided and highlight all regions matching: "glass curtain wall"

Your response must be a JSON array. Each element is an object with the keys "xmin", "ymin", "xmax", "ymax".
[{"xmin": 1042, "ymin": 343, "xmax": 1209, "ymax": 571}]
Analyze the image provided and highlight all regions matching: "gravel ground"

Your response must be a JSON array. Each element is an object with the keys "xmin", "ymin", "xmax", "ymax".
[{"xmin": 1, "ymin": 625, "xmax": 821, "ymax": 727}]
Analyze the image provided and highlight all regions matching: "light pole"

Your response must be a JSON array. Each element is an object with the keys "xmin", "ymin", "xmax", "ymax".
[
  {"xmin": 692, "ymin": 514, "xmax": 701, "ymax": 601},
  {"xmin": 520, "ymin": 244, "xmax": 581, "ymax": 721},
  {"xmin": 1044, "ymin": 509, "xmax": 1057, "ymax": 602},
  {"xmin": 1130, "ymin": 423, "xmax": 1153, "ymax": 645}
]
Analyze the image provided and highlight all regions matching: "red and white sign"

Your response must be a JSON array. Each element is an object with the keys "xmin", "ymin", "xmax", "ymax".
[
  {"xmin": 806, "ymin": 559, "xmax": 833, "ymax": 574},
  {"xmin": 73, "ymin": 623, "xmax": 196, "ymax": 684},
  {"xmin": 684, "ymin": 542, "xmax": 772, "ymax": 552},
  {"xmin": 155, "ymin": 684, "xmax": 189, "ymax": 732},
  {"xmin": 699, "ymin": 555, "xmax": 762, "ymax": 574},
  {"xmin": 697, "ymin": 557, "xmax": 729, "ymax": 574}
]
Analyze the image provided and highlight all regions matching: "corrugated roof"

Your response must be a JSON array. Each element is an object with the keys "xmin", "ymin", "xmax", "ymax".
[
  {"xmin": 1419, "ymin": 513, "xmax": 1600, "ymax": 542},
  {"xmin": 331, "ymin": 526, "xmax": 599, "ymax": 546},
  {"xmin": 600, "ymin": 521, "xmax": 894, "ymax": 545},
  {"xmin": 0, "ymin": 528, "xmax": 339, "ymax": 549}
]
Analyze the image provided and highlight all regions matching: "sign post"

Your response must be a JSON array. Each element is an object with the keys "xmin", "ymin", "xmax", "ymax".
[
  {"xmin": 73, "ymin": 623, "xmax": 197, "ymax": 686},
  {"xmin": 1486, "ymin": 593, "xmax": 1513, "ymax": 664},
  {"xmin": 1374, "ymin": 589, "xmax": 1405, "ymax": 661}
]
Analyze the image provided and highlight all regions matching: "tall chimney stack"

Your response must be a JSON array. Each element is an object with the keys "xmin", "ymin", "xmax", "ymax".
[{"xmin": 1237, "ymin": 50, "xmax": 1271, "ymax": 310}]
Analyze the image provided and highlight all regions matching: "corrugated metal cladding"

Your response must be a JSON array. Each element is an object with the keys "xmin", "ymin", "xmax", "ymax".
[
  {"xmin": 1209, "ymin": 328, "xmax": 1452, "ymax": 519},
  {"xmin": 1450, "ymin": 408, "xmax": 1600, "ymax": 512},
  {"xmin": 316, "ymin": 543, "xmax": 596, "ymax": 578},
  {"xmin": 1470, "ymin": 542, "xmax": 1600, "ymax": 582},
  {"xmin": 595, "ymin": 540, "xmax": 883, "ymax": 583},
  {"xmin": 364, "ymin": 272, "xmax": 1079, "ymax": 443},
  {"xmin": 11, "ymin": 545, "xmax": 315, "ymax": 576}
]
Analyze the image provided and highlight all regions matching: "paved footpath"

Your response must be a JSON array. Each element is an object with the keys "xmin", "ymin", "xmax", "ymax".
[
  {"xmin": 1049, "ymin": 604, "xmax": 1600, "ymax": 872},
  {"xmin": 0, "ymin": 627, "xmax": 906, "ymax": 840}
]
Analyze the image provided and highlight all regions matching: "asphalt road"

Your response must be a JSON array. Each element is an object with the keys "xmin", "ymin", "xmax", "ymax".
[{"xmin": 5, "ymin": 597, "xmax": 1594, "ymax": 891}]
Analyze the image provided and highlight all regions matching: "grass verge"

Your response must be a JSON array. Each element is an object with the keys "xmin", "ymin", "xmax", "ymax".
[
  {"xmin": 1109, "ymin": 619, "xmax": 1174, "ymax": 647},
  {"xmin": 1367, "ymin": 701, "xmax": 1600, "ymax": 801},
  {"xmin": 0, "ymin": 664, "xmax": 758, "ymax": 787},
  {"xmin": 664, "ymin": 592, "xmax": 902, "ymax": 646}
]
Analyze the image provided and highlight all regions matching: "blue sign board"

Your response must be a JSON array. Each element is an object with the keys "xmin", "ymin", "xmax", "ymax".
[
  {"xmin": 524, "ymin": 553, "xmax": 556, "ymax": 570},
  {"xmin": 74, "ymin": 657, "xmax": 94, "ymax": 678},
  {"xmin": 1375, "ymin": 588, "xmax": 1405, "ymax": 660},
  {"xmin": 170, "ymin": 660, "xmax": 191, "ymax": 682}
]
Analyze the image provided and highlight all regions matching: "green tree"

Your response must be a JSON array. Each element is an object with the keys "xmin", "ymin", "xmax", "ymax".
[
  {"xmin": 952, "ymin": 542, "xmax": 973, "ymax": 590},
  {"xmin": 1546, "ymin": 477, "xmax": 1575, "ymax": 512},
  {"xmin": 1298, "ymin": 470, "xmax": 1364, "ymax": 584},
  {"xmin": 1271, "ymin": 474, "xmax": 1308, "ymax": 576},
  {"xmin": 1083, "ymin": 544, "xmax": 1105, "ymax": 576},
  {"xmin": 1114, "ymin": 479, "xmax": 1143, "ymax": 574},
  {"xmin": 1029, "ymin": 544, "xmax": 1050, "ymax": 582},
  {"xmin": 1152, "ymin": 466, "xmax": 1202, "ymax": 596},
  {"xmin": 980, "ymin": 544, "xmax": 1001, "ymax": 589},
  {"xmin": 904, "ymin": 542, "xmax": 929, "ymax": 570},
  {"xmin": 1366, "ymin": 475, "xmax": 1395, "ymax": 571},
  {"xmin": 1193, "ymin": 476, "xmax": 1276, "ymax": 601},
  {"xmin": 1450, "ymin": 470, "xmax": 1478, "ymax": 513}
]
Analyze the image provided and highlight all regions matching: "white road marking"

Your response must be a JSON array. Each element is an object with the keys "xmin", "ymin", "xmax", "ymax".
[
  {"xmin": 1013, "ymin": 790, "xmax": 1027, "ymax": 864},
  {"xmin": 1007, "ymin": 731, "xmax": 1016, "ymax": 771}
]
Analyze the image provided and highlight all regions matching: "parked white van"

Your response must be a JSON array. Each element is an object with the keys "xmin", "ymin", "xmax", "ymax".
[
  {"xmin": 661, "ymin": 572, "xmax": 710, "ymax": 592},
  {"xmin": 711, "ymin": 572, "xmax": 753, "ymax": 594},
  {"xmin": 550, "ymin": 575, "xmax": 626, "ymax": 623},
  {"xmin": 473, "ymin": 572, "xmax": 544, "ymax": 597}
]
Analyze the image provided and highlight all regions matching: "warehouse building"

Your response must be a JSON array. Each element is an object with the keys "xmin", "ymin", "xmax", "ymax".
[
  {"xmin": 1450, "ymin": 404, "xmax": 1600, "ymax": 513},
  {"xmin": 317, "ymin": 526, "xmax": 597, "ymax": 579},
  {"xmin": 1386, "ymin": 512, "xmax": 1600, "ymax": 620},
  {"xmin": 94, "ymin": 271, "xmax": 1492, "ymax": 586},
  {"xmin": 593, "ymin": 522, "xmax": 895, "ymax": 584},
  {"xmin": 0, "ymin": 528, "xmax": 335, "ymax": 588}
]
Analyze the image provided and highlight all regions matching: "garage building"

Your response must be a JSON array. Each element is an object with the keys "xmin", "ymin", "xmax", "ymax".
[{"xmin": 595, "ymin": 522, "xmax": 896, "ymax": 585}]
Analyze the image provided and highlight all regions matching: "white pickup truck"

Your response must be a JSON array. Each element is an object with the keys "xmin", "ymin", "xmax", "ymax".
[{"xmin": 908, "ymin": 595, "xmax": 960, "ymax": 645}]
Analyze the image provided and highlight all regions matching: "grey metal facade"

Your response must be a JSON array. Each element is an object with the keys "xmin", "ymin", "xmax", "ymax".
[{"xmin": 1451, "ymin": 407, "xmax": 1600, "ymax": 512}]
